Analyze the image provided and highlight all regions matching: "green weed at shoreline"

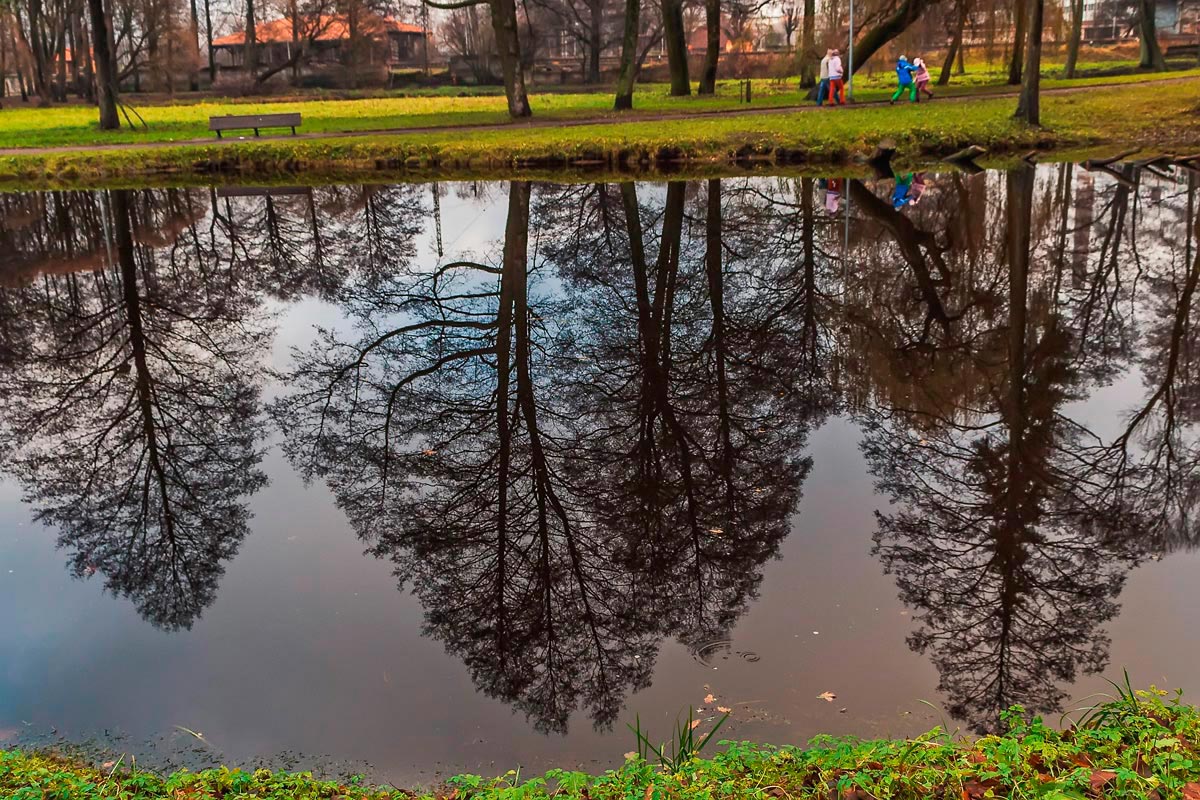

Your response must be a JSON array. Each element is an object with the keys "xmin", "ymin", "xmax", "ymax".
[{"xmin": 5, "ymin": 688, "xmax": 1200, "ymax": 798}]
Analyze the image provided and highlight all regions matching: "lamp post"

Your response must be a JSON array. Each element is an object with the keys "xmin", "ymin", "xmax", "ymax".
[{"xmin": 847, "ymin": 0, "xmax": 854, "ymax": 100}]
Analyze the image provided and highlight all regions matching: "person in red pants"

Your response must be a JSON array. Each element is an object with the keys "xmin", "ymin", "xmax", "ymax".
[{"xmin": 827, "ymin": 49, "xmax": 845, "ymax": 105}]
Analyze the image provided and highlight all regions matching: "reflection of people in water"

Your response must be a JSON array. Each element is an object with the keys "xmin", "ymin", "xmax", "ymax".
[
  {"xmin": 909, "ymin": 173, "xmax": 928, "ymax": 206},
  {"xmin": 819, "ymin": 178, "xmax": 843, "ymax": 215},
  {"xmin": 891, "ymin": 173, "xmax": 914, "ymax": 210},
  {"xmin": 891, "ymin": 173, "xmax": 929, "ymax": 210}
]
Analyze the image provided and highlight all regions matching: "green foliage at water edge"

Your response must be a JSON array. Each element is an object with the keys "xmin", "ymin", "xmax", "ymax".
[{"xmin": 5, "ymin": 688, "xmax": 1200, "ymax": 798}]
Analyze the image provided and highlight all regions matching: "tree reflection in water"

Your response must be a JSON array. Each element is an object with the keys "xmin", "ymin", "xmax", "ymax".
[
  {"xmin": 852, "ymin": 164, "xmax": 1200, "ymax": 731},
  {"xmin": 272, "ymin": 179, "xmax": 825, "ymax": 732},
  {"xmin": 2, "ymin": 168, "xmax": 1199, "ymax": 736},
  {"xmin": 0, "ymin": 189, "xmax": 270, "ymax": 631}
]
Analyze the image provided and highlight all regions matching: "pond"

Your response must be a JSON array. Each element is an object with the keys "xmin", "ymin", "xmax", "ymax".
[{"xmin": 1, "ymin": 165, "xmax": 1199, "ymax": 785}]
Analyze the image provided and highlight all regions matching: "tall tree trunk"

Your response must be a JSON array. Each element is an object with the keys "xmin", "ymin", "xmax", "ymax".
[
  {"xmin": 799, "ymin": 0, "xmax": 815, "ymax": 85},
  {"xmin": 1137, "ymin": 0, "xmax": 1165, "ymax": 70},
  {"xmin": 1063, "ymin": 0, "xmax": 1083, "ymax": 77},
  {"xmin": 490, "ymin": 0, "xmax": 532, "ymax": 116},
  {"xmin": 613, "ymin": 0, "xmax": 640, "ymax": 109},
  {"xmin": 587, "ymin": 0, "xmax": 601, "ymax": 83},
  {"xmin": 188, "ymin": 0, "xmax": 200, "ymax": 90},
  {"xmin": 290, "ymin": 0, "xmax": 300, "ymax": 84},
  {"xmin": 662, "ymin": 0, "xmax": 690, "ymax": 95},
  {"xmin": 1007, "ymin": 0, "xmax": 1026, "ymax": 84},
  {"xmin": 244, "ymin": 0, "xmax": 257, "ymax": 74},
  {"xmin": 938, "ymin": 0, "xmax": 965, "ymax": 85},
  {"xmin": 204, "ymin": 0, "xmax": 215, "ymax": 81},
  {"xmin": 347, "ymin": 1, "xmax": 359, "ymax": 88},
  {"xmin": 847, "ymin": 0, "xmax": 939, "ymax": 79},
  {"xmin": 1014, "ymin": 0, "xmax": 1043, "ymax": 125},
  {"xmin": 699, "ymin": 0, "xmax": 719, "ymax": 93},
  {"xmin": 87, "ymin": 0, "xmax": 120, "ymax": 128},
  {"xmin": 27, "ymin": 0, "xmax": 53, "ymax": 102}
]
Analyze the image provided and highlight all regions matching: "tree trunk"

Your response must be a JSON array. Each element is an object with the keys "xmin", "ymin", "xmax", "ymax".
[
  {"xmin": 613, "ymin": 0, "xmax": 640, "ymax": 109},
  {"xmin": 189, "ymin": 0, "xmax": 200, "ymax": 89},
  {"xmin": 244, "ymin": 0, "xmax": 257, "ymax": 74},
  {"xmin": 347, "ymin": 2, "xmax": 359, "ymax": 88},
  {"xmin": 1063, "ymin": 0, "xmax": 1083, "ymax": 77},
  {"xmin": 87, "ymin": 0, "xmax": 120, "ymax": 129},
  {"xmin": 490, "ymin": 0, "xmax": 532, "ymax": 116},
  {"xmin": 800, "ymin": 0, "xmax": 815, "ymax": 85},
  {"xmin": 587, "ymin": 0, "xmax": 602, "ymax": 83},
  {"xmin": 1014, "ymin": 0, "xmax": 1043, "ymax": 125},
  {"xmin": 1007, "ymin": 0, "xmax": 1026, "ymax": 84},
  {"xmin": 699, "ymin": 0, "xmax": 719, "ymax": 93},
  {"xmin": 27, "ymin": 0, "xmax": 53, "ymax": 102},
  {"xmin": 938, "ymin": 0, "xmax": 965, "ymax": 85},
  {"xmin": 662, "ymin": 0, "xmax": 690, "ymax": 95},
  {"xmin": 204, "ymin": 0, "xmax": 215, "ymax": 81},
  {"xmin": 291, "ymin": 0, "xmax": 300, "ymax": 84},
  {"xmin": 847, "ymin": 0, "xmax": 939, "ymax": 79},
  {"xmin": 1137, "ymin": 0, "xmax": 1165, "ymax": 70}
]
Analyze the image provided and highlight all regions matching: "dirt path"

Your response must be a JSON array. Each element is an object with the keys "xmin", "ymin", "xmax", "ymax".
[{"xmin": 3, "ymin": 74, "xmax": 1198, "ymax": 157}]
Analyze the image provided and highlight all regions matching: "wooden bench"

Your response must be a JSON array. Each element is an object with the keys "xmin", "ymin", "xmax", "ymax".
[{"xmin": 209, "ymin": 112, "xmax": 302, "ymax": 138}]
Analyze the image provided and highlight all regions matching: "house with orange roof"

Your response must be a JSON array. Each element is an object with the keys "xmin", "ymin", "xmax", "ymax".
[{"xmin": 211, "ymin": 12, "xmax": 430, "ymax": 76}]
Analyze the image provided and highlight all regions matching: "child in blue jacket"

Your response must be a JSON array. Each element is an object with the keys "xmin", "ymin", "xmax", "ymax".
[{"xmin": 890, "ymin": 55, "xmax": 918, "ymax": 104}]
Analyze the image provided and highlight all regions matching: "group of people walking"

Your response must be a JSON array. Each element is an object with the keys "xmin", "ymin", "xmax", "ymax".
[
  {"xmin": 814, "ymin": 51, "xmax": 935, "ymax": 106},
  {"xmin": 891, "ymin": 56, "xmax": 935, "ymax": 104},
  {"xmin": 816, "ymin": 49, "xmax": 846, "ymax": 106}
]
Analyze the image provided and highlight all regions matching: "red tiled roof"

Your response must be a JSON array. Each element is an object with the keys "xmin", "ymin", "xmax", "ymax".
[{"xmin": 212, "ymin": 14, "xmax": 425, "ymax": 47}]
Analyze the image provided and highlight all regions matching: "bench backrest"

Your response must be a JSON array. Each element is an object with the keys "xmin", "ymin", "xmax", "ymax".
[{"xmin": 209, "ymin": 113, "xmax": 302, "ymax": 131}]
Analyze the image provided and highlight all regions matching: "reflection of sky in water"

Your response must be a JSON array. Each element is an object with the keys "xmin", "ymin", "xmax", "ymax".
[{"xmin": 1, "ymin": 171, "xmax": 1199, "ymax": 784}]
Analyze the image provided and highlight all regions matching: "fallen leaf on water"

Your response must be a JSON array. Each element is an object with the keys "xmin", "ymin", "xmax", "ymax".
[
  {"xmin": 690, "ymin": 719, "xmax": 702, "ymax": 730},
  {"xmin": 624, "ymin": 751, "xmax": 638, "ymax": 761},
  {"xmin": 717, "ymin": 706, "xmax": 731, "ymax": 713},
  {"xmin": 817, "ymin": 691, "xmax": 837, "ymax": 702},
  {"xmin": 839, "ymin": 707, "xmax": 848, "ymax": 713},
  {"xmin": 421, "ymin": 449, "xmax": 436, "ymax": 456},
  {"xmin": 708, "ymin": 528, "xmax": 724, "ymax": 535},
  {"xmin": 101, "ymin": 760, "xmax": 116, "ymax": 769},
  {"xmin": 705, "ymin": 693, "xmax": 716, "ymax": 703}
]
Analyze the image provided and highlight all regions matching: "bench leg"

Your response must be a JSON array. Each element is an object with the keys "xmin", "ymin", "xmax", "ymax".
[
  {"xmin": 291, "ymin": 126, "xmax": 296, "ymax": 135},
  {"xmin": 216, "ymin": 130, "xmax": 222, "ymax": 138},
  {"xmin": 254, "ymin": 128, "xmax": 260, "ymax": 136}
]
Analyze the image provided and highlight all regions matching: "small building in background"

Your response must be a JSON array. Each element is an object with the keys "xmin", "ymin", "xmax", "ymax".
[{"xmin": 212, "ymin": 13, "xmax": 430, "ymax": 75}]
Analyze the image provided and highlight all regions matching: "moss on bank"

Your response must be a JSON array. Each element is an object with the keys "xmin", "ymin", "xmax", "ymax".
[
  {"xmin": 1, "ymin": 77, "xmax": 1200, "ymax": 186},
  {"xmin": 5, "ymin": 689, "xmax": 1200, "ymax": 799}
]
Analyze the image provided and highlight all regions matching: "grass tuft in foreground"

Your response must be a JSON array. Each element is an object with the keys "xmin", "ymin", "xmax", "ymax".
[{"xmin": 5, "ymin": 688, "xmax": 1200, "ymax": 798}]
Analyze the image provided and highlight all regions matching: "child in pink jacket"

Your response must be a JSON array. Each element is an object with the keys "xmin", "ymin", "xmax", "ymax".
[{"xmin": 913, "ymin": 57, "xmax": 933, "ymax": 101}]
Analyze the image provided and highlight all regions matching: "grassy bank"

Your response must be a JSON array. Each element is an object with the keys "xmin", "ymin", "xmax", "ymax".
[
  {"xmin": 2, "ymin": 76, "xmax": 1200, "ymax": 185},
  {"xmin": 2, "ymin": 66, "xmax": 1199, "ymax": 151},
  {"xmin": 5, "ymin": 689, "xmax": 1200, "ymax": 798}
]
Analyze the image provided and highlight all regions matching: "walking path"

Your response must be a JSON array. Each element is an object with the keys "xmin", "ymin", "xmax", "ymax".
[{"xmin": 2, "ymin": 73, "xmax": 1198, "ymax": 157}]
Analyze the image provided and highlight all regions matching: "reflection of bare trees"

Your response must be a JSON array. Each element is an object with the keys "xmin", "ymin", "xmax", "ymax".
[
  {"xmin": 4, "ymin": 167, "xmax": 1200, "ymax": 735},
  {"xmin": 0, "ymin": 183, "xmax": 431, "ymax": 631},
  {"xmin": 273, "ymin": 179, "xmax": 824, "ymax": 733},
  {"xmin": 0, "ymin": 190, "xmax": 270, "ymax": 631},
  {"xmin": 855, "ymin": 164, "xmax": 1200, "ymax": 732}
]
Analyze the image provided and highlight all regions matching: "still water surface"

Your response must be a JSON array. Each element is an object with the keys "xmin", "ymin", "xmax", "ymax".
[{"xmin": 1, "ymin": 167, "xmax": 1199, "ymax": 783}]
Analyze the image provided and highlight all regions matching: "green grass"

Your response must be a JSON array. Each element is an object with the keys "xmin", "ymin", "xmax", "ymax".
[
  {"xmin": 2, "ymin": 64, "xmax": 1199, "ymax": 151},
  {"xmin": 5, "ymin": 688, "xmax": 1200, "ymax": 798},
  {"xmin": 3, "ymin": 74, "xmax": 1199, "ymax": 185}
]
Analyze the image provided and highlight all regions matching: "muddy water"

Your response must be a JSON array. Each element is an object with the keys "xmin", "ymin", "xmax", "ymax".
[{"xmin": 1, "ymin": 167, "xmax": 1199, "ymax": 785}]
